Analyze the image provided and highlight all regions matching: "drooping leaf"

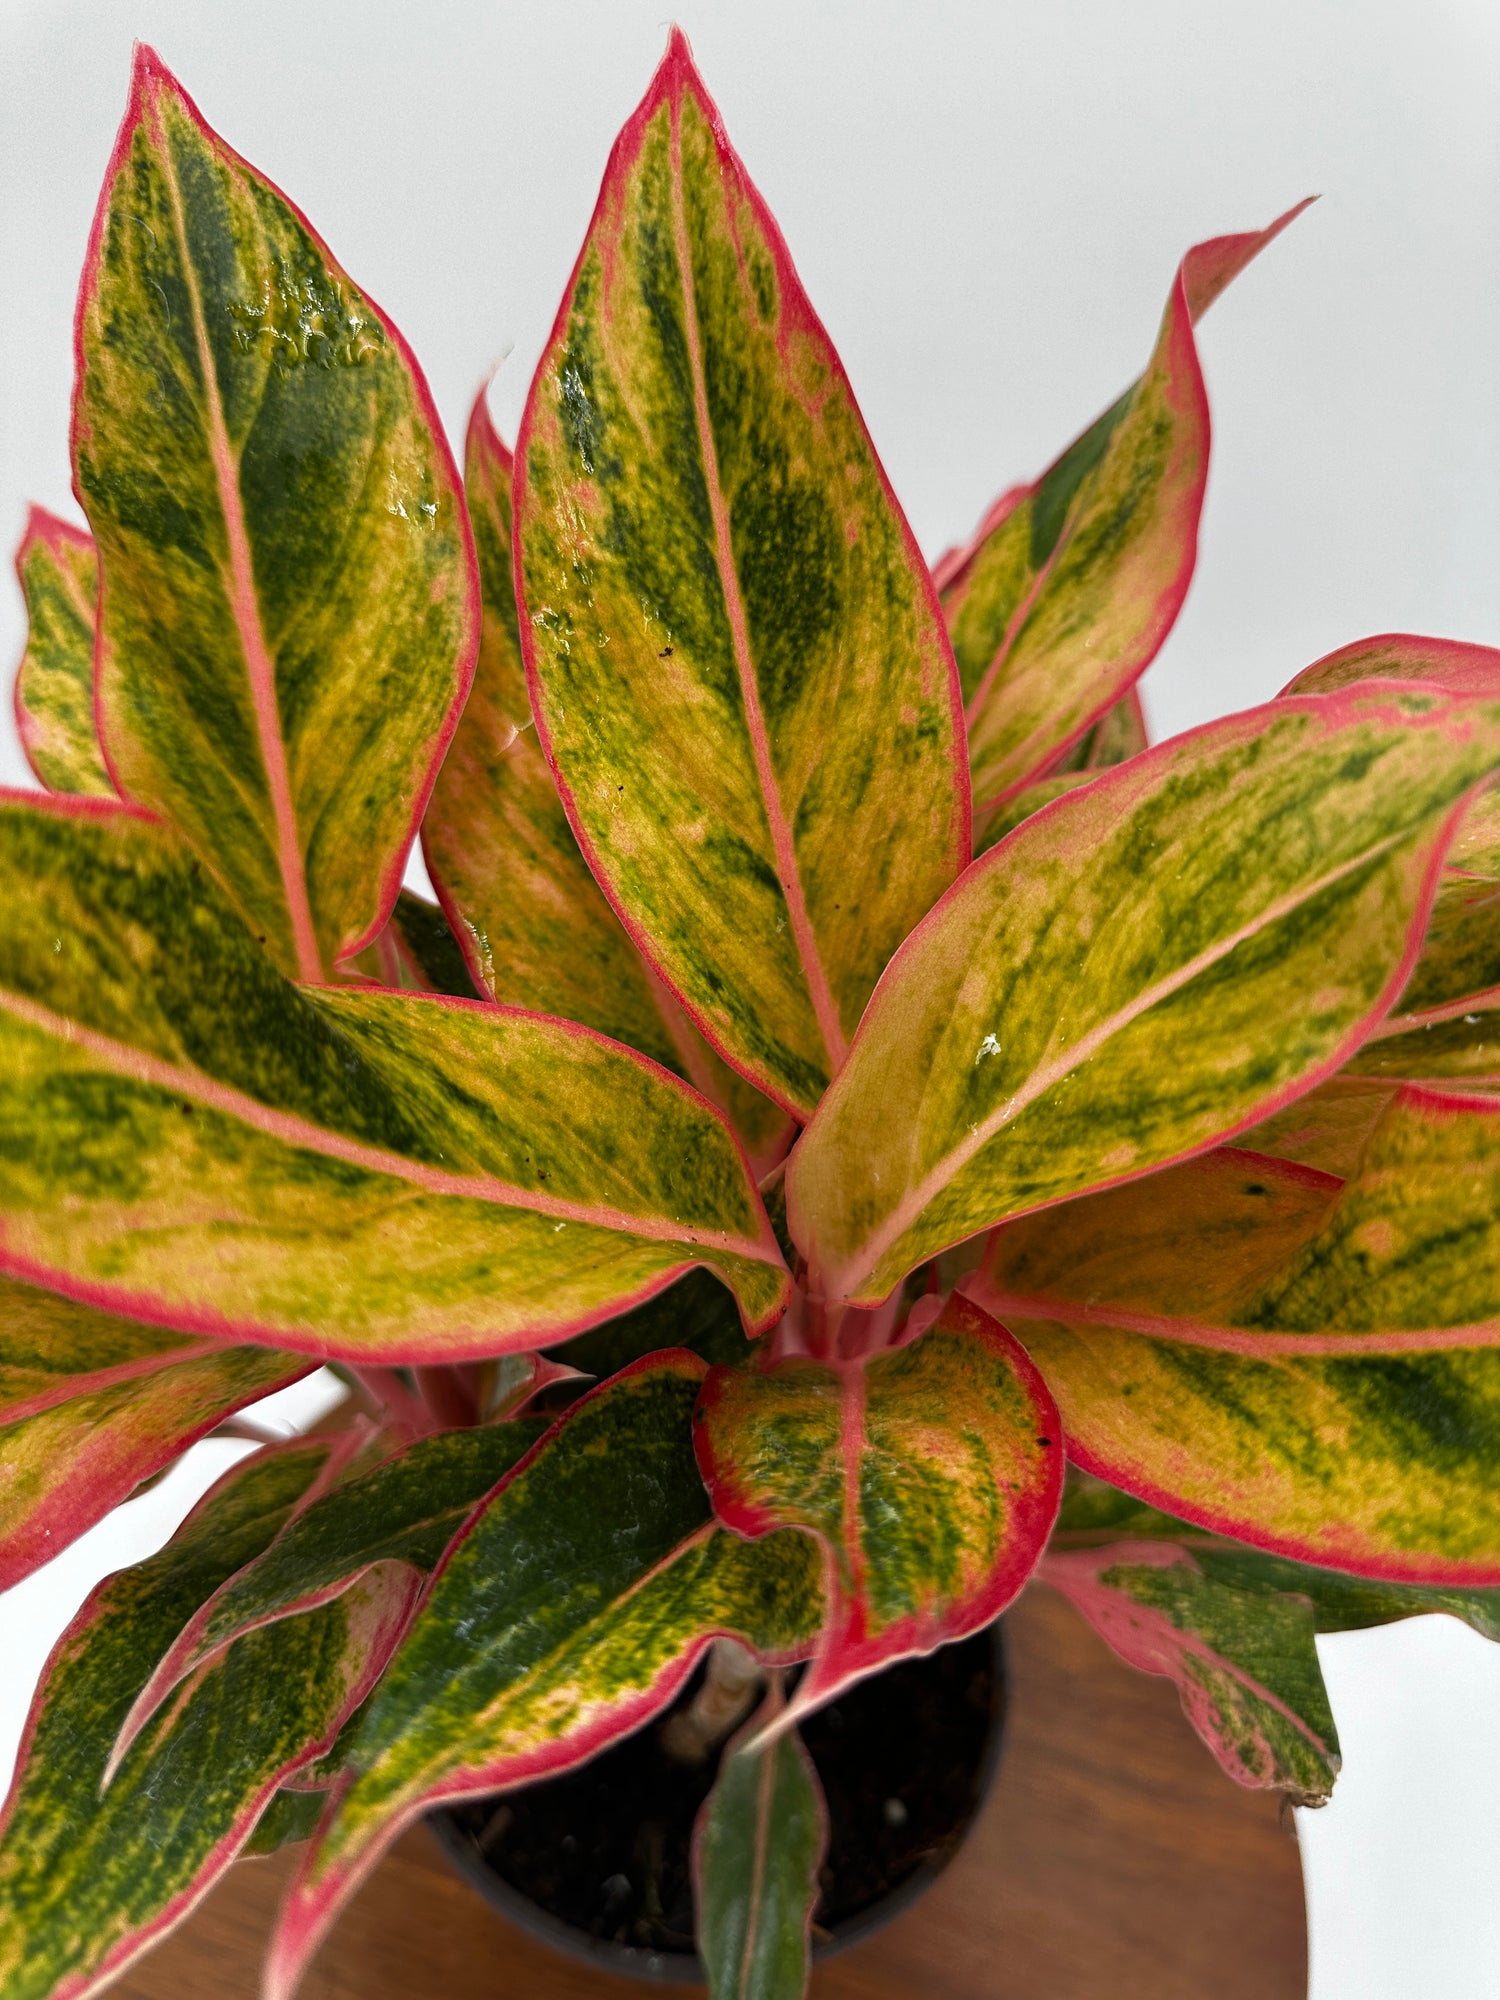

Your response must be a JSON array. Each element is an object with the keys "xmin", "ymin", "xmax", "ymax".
[
  {"xmin": 1040, "ymin": 1541, "xmax": 1340, "ymax": 1805},
  {"xmin": 513, "ymin": 30, "xmax": 967, "ymax": 1119},
  {"xmin": 975, "ymin": 1085, "xmax": 1500, "ymax": 1355},
  {"xmin": 12, "ymin": 508, "xmax": 112, "ymax": 797},
  {"xmin": 424, "ymin": 392, "xmax": 788, "ymax": 1167},
  {"xmin": 111, "ymin": 1417, "xmax": 547, "ymax": 1770},
  {"xmin": 0, "ymin": 1439, "xmax": 413, "ymax": 2000},
  {"xmin": 0, "ymin": 793, "xmax": 788, "ymax": 1358},
  {"xmin": 0, "ymin": 1343, "xmax": 310, "ymax": 1591},
  {"xmin": 74, "ymin": 48, "xmax": 477, "ymax": 983},
  {"xmin": 349, "ymin": 891, "xmax": 480, "ymax": 1000},
  {"xmin": 264, "ymin": 1352, "xmax": 824, "ymax": 2000},
  {"xmin": 0, "ymin": 1275, "xmax": 226, "ymax": 1425},
  {"xmin": 787, "ymin": 688, "xmax": 1500, "ymax": 1308},
  {"xmin": 693, "ymin": 1291, "xmax": 1061, "ymax": 1722},
  {"xmin": 944, "ymin": 204, "xmax": 1309, "ymax": 811},
  {"xmin": 693, "ymin": 1680, "xmax": 827, "ymax": 2000}
]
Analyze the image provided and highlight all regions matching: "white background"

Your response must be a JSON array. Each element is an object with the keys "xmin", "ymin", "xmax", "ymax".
[{"xmin": 2, "ymin": 2, "xmax": 1499, "ymax": 1994}]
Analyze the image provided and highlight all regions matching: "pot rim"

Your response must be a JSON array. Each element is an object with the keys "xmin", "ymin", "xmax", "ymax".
[{"xmin": 428, "ymin": 1615, "xmax": 1008, "ymax": 1986}]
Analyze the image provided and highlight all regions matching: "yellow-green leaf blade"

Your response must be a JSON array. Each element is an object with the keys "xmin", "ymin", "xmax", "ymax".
[
  {"xmin": 0, "ymin": 794, "xmax": 787, "ymax": 1358},
  {"xmin": 788, "ymin": 690, "xmax": 1500, "ymax": 1308},
  {"xmin": 12, "ymin": 508, "xmax": 112, "ymax": 798},
  {"xmin": 265, "ymin": 1353, "xmax": 825, "ymax": 1999},
  {"xmin": 693, "ymin": 1293, "xmax": 1061, "ymax": 1720},
  {"xmin": 0, "ymin": 1275, "xmax": 221, "ymax": 1425},
  {"xmin": 514, "ymin": 32, "xmax": 967, "ymax": 1117},
  {"xmin": 74, "ymin": 49, "xmax": 477, "ymax": 982}
]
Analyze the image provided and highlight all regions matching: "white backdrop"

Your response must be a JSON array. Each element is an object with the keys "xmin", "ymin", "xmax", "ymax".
[{"xmin": 2, "ymin": 3, "xmax": 1499, "ymax": 1995}]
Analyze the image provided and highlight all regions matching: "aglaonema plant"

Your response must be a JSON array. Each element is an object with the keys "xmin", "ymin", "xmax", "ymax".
[{"xmin": 3, "ymin": 29, "xmax": 1500, "ymax": 2000}]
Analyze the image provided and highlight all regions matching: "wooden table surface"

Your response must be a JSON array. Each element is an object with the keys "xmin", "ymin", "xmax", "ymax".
[{"xmin": 115, "ymin": 1586, "xmax": 1306, "ymax": 1999}]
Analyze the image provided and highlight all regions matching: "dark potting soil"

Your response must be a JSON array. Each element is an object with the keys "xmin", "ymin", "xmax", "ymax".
[{"xmin": 440, "ymin": 1626, "xmax": 1002, "ymax": 1958}]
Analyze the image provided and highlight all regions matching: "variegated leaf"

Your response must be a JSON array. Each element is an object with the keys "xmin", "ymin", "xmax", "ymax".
[
  {"xmin": 12, "ymin": 508, "xmax": 111, "ymax": 797},
  {"xmin": 788, "ymin": 689, "xmax": 1500, "ymax": 1309},
  {"xmin": 693, "ymin": 1680, "xmax": 826, "ymax": 2000},
  {"xmin": 514, "ymin": 30, "xmax": 967, "ymax": 1119},
  {"xmin": 74, "ymin": 48, "xmax": 477, "ymax": 983},
  {"xmin": 945, "ymin": 204, "xmax": 1309, "ymax": 811},
  {"xmin": 112, "ymin": 1417, "xmax": 548, "ymax": 1770},
  {"xmin": 1051, "ymin": 685, "xmax": 1150, "ymax": 772},
  {"xmin": 0, "ymin": 1343, "xmax": 309, "ymax": 1591},
  {"xmin": 693, "ymin": 1291, "xmax": 1061, "ymax": 1723},
  {"xmin": 1346, "ymin": 1004, "xmax": 1500, "ymax": 1085},
  {"xmin": 0, "ymin": 1440, "xmax": 413, "ymax": 2000},
  {"xmin": 264, "ymin": 1353, "xmax": 824, "ymax": 2000},
  {"xmin": 975, "ymin": 1084, "xmax": 1500, "ymax": 1356},
  {"xmin": 0, "ymin": 793, "xmax": 788, "ymax": 1358},
  {"xmin": 1392, "ymin": 868, "xmax": 1500, "ymax": 1019},
  {"xmin": 1238, "ymin": 1075, "xmax": 1399, "ymax": 1177},
  {"xmin": 1041, "ymin": 1541, "xmax": 1340, "ymax": 1804},
  {"xmin": 1281, "ymin": 632, "xmax": 1500, "ymax": 701},
  {"xmin": 0, "ymin": 1276, "xmax": 226, "ymax": 1425},
  {"xmin": 349, "ymin": 891, "xmax": 480, "ymax": 999},
  {"xmin": 972, "ymin": 771, "xmax": 1097, "ymax": 858},
  {"xmin": 425, "ymin": 393, "xmax": 788, "ymax": 1168}
]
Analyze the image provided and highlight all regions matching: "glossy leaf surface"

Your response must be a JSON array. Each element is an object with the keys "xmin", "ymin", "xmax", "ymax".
[
  {"xmin": 945, "ymin": 205, "xmax": 1307, "ymax": 809},
  {"xmin": 0, "ymin": 794, "xmax": 787, "ymax": 1357},
  {"xmin": 114, "ymin": 1418, "xmax": 547, "ymax": 1765},
  {"xmin": 514, "ymin": 32, "xmax": 966, "ymax": 1117},
  {"xmin": 12, "ymin": 508, "xmax": 111, "ymax": 797},
  {"xmin": 1041, "ymin": 1541, "xmax": 1340, "ymax": 1804},
  {"xmin": 789, "ymin": 689, "xmax": 1500, "ymax": 1307},
  {"xmin": 0, "ymin": 1343, "xmax": 308, "ymax": 1591},
  {"xmin": 0, "ymin": 1441, "xmax": 410, "ymax": 2000},
  {"xmin": 425, "ymin": 395, "xmax": 787, "ymax": 1166},
  {"xmin": 266, "ymin": 1353, "xmax": 823, "ymax": 1999},
  {"xmin": 694, "ymin": 1292, "xmax": 1061, "ymax": 1719},
  {"xmin": 74, "ymin": 49, "xmax": 477, "ymax": 981},
  {"xmin": 693, "ymin": 1681, "xmax": 826, "ymax": 2000}
]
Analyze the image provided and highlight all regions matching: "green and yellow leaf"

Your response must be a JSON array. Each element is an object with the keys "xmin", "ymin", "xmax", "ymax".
[
  {"xmin": 424, "ymin": 393, "xmax": 787, "ymax": 1167},
  {"xmin": 348, "ymin": 891, "xmax": 480, "ymax": 1000},
  {"xmin": 0, "ymin": 1276, "xmax": 225, "ymax": 1425},
  {"xmin": 692, "ymin": 1680, "xmax": 826, "ymax": 2000},
  {"xmin": 944, "ymin": 205, "xmax": 1308, "ymax": 811},
  {"xmin": 1281, "ymin": 632, "xmax": 1500, "ymax": 701},
  {"xmin": 788, "ymin": 689, "xmax": 1500, "ymax": 1308},
  {"xmin": 693, "ymin": 1292, "xmax": 1061, "ymax": 1721},
  {"xmin": 513, "ymin": 31, "xmax": 966, "ymax": 1118},
  {"xmin": 0, "ymin": 1342, "xmax": 309, "ymax": 1591},
  {"xmin": 12, "ymin": 508, "xmax": 112, "ymax": 797},
  {"xmin": 0, "ymin": 1439, "xmax": 413, "ymax": 2000},
  {"xmin": 264, "ymin": 1352, "xmax": 824, "ymax": 1999},
  {"xmin": 0, "ymin": 794, "xmax": 788, "ymax": 1358},
  {"xmin": 74, "ymin": 48, "xmax": 477, "ymax": 983}
]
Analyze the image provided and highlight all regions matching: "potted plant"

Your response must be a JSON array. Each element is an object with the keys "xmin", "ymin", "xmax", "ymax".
[{"xmin": 2, "ymin": 27, "xmax": 1499, "ymax": 1999}]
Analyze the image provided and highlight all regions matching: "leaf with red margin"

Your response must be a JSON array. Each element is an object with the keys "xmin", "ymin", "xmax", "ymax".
[
  {"xmin": 0, "ymin": 793, "xmax": 788, "ymax": 1360},
  {"xmin": 787, "ymin": 688, "xmax": 1500, "ymax": 1311},
  {"xmin": 11, "ymin": 508, "xmax": 111, "ymax": 798},
  {"xmin": 945, "ymin": 204, "xmax": 1310, "ymax": 812},
  {"xmin": 424, "ymin": 393, "xmax": 788, "ymax": 1170},
  {"xmin": 0, "ymin": 1438, "xmax": 416, "ymax": 2000},
  {"xmin": 513, "ymin": 30, "xmax": 967, "ymax": 1119},
  {"xmin": 0, "ymin": 1343, "xmax": 311, "ymax": 1591},
  {"xmin": 347, "ymin": 891, "xmax": 481, "ymax": 1000},
  {"xmin": 0, "ymin": 1275, "xmax": 228, "ymax": 1427},
  {"xmin": 1238, "ymin": 1075, "xmax": 1399, "ymax": 1177},
  {"xmin": 73, "ymin": 49, "xmax": 477, "ymax": 983},
  {"xmin": 1281, "ymin": 632, "xmax": 1500, "ymax": 701},
  {"xmin": 693, "ymin": 1292, "xmax": 1061, "ymax": 1728},
  {"xmin": 262, "ymin": 1352, "xmax": 824, "ymax": 2000},
  {"xmin": 108, "ymin": 1417, "xmax": 548, "ymax": 1777},
  {"xmin": 692, "ymin": 1678, "xmax": 827, "ymax": 2000},
  {"xmin": 1346, "ymin": 1003, "xmax": 1500, "ymax": 1086},
  {"xmin": 1040, "ymin": 1541, "xmax": 1340, "ymax": 1804}
]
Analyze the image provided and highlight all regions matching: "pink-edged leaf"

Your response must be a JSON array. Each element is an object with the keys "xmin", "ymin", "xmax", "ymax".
[
  {"xmin": 262, "ymin": 1352, "xmax": 824, "ymax": 1999},
  {"xmin": 73, "ymin": 48, "xmax": 478, "ymax": 983},
  {"xmin": 1281, "ymin": 632, "xmax": 1500, "ymax": 700},
  {"xmin": 107, "ymin": 1418, "xmax": 547, "ymax": 1779},
  {"xmin": 0, "ymin": 1275, "xmax": 231, "ymax": 1427},
  {"xmin": 11, "ymin": 507, "xmax": 112, "ymax": 798},
  {"xmin": 424, "ymin": 391, "xmax": 790, "ymax": 1171},
  {"xmin": 693, "ymin": 1291, "xmax": 1061, "ymax": 1730},
  {"xmin": 787, "ymin": 687, "xmax": 1500, "ymax": 1309},
  {"xmin": 1040, "ymin": 1541, "xmax": 1340, "ymax": 1804},
  {"xmin": 692, "ymin": 1678, "xmax": 827, "ymax": 1999},
  {"xmin": 0, "ymin": 1438, "xmax": 415, "ymax": 2000},
  {"xmin": 513, "ymin": 30, "xmax": 967, "ymax": 1119},
  {"xmin": 946, "ymin": 202, "xmax": 1310, "ymax": 811},
  {"xmin": 0, "ymin": 1343, "xmax": 311, "ymax": 1592},
  {"xmin": 0, "ymin": 792, "xmax": 788, "ymax": 1360}
]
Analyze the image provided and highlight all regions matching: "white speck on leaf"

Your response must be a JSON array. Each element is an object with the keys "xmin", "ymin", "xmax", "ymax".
[{"xmin": 975, "ymin": 1033, "xmax": 1000, "ymax": 1063}]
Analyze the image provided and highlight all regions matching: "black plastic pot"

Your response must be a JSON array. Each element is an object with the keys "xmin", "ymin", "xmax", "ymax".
[{"xmin": 429, "ymin": 1619, "xmax": 1007, "ymax": 1985}]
